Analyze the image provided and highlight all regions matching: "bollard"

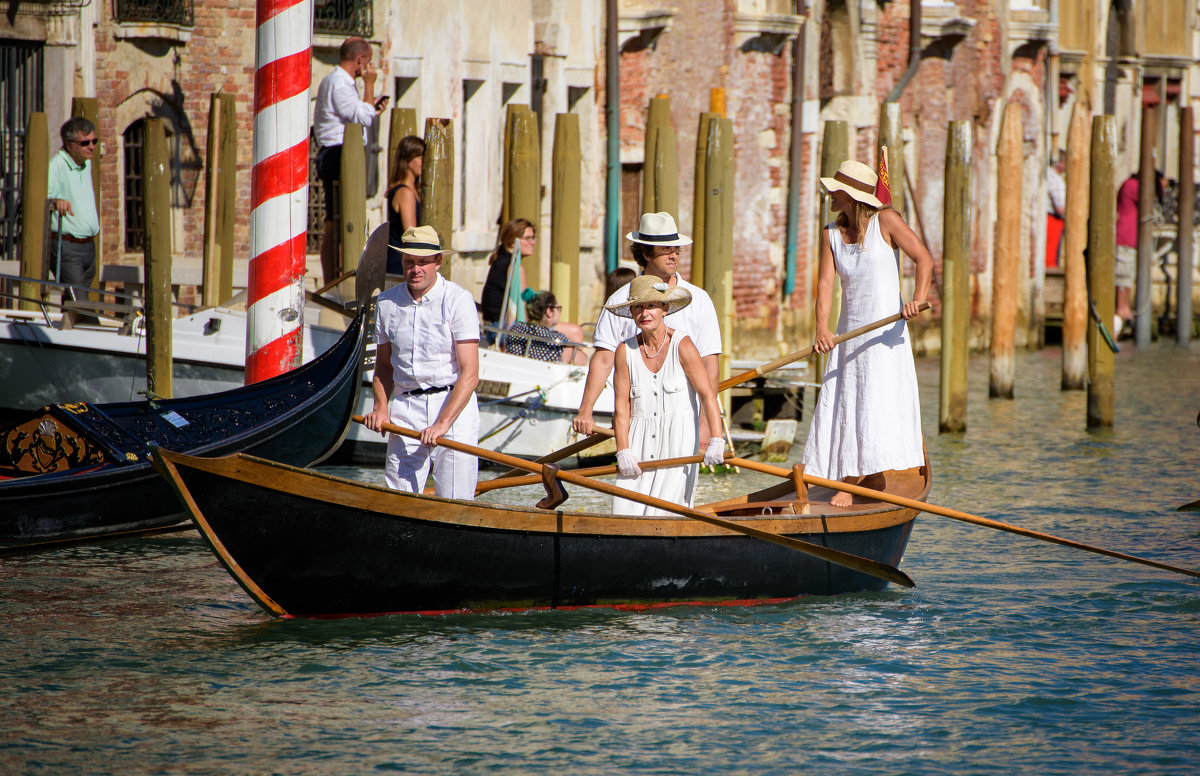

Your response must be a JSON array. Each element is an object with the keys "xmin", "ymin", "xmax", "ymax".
[
  {"xmin": 202, "ymin": 92, "xmax": 237, "ymax": 308},
  {"xmin": 990, "ymin": 101, "xmax": 1022, "ymax": 400},
  {"xmin": 691, "ymin": 112, "xmax": 717, "ymax": 286},
  {"xmin": 507, "ymin": 107, "xmax": 541, "ymax": 289},
  {"xmin": 1062, "ymin": 103, "xmax": 1090, "ymax": 389},
  {"xmin": 551, "ymin": 113, "xmax": 581, "ymax": 322},
  {"xmin": 339, "ymin": 122, "xmax": 367, "ymax": 281},
  {"xmin": 421, "ymin": 117, "xmax": 455, "ymax": 277},
  {"xmin": 1087, "ymin": 115, "xmax": 1117, "ymax": 428},
  {"xmin": 18, "ymin": 112, "xmax": 48, "ymax": 312},
  {"xmin": 143, "ymin": 119, "xmax": 173, "ymax": 399},
  {"xmin": 878, "ymin": 102, "xmax": 905, "ymax": 213},
  {"xmin": 1178, "ymin": 106, "xmax": 1194, "ymax": 345},
  {"xmin": 939, "ymin": 120, "xmax": 971, "ymax": 433},
  {"xmin": 704, "ymin": 116, "xmax": 735, "ymax": 417}
]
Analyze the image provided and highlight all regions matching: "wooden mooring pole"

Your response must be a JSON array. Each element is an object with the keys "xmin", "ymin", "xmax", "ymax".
[
  {"xmin": 421, "ymin": 117, "xmax": 454, "ymax": 277},
  {"xmin": 704, "ymin": 115, "xmax": 735, "ymax": 416},
  {"xmin": 990, "ymin": 101, "xmax": 1022, "ymax": 399},
  {"xmin": 815, "ymin": 120, "xmax": 848, "ymax": 381},
  {"xmin": 202, "ymin": 92, "xmax": 237, "ymax": 308},
  {"xmin": 18, "ymin": 112, "xmax": 48, "ymax": 312},
  {"xmin": 1177, "ymin": 106, "xmax": 1194, "ymax": 345},
  {"xmin": 506, "ymin": 108, "xmax": 540, "ymax": 289},
  {"xmin": 691, "ymin": 111, "xmax": 717, "ymax": 287},
  {"xmin": 878, "ymin": 102, "xmax": 905, "ymax": 213},
  {"xmin": 387, "ymin": 107, "xmax": 418, "ymax": 185},
  {"xmin": 1134, "ymin": 100, "xmax": 1157, "ymax": 348},
  {"xmin": 339, "ymin": 123, "xmax": 366, "ymax": 282},
  {"xmin": 1087, "ymin": 115, "xmax": 1117, "ymax": 428},
  {"xmin": 1062, "ymin": 102, "xmax": 1090, "ymax": 390},
  {"xmin": 143, "ymin": 118, "xmax": 173, "ymax": 399},
  {"xmin": 551, "ymin": 112, "xmax": 581, "ymax": 323},
  {"xmin": 643, "ymin": 95, "xmax": 677, "ymax": 222},
  {"xmin": 940, "ymin": 120, "xmax": 971, "ymax": 433},
  {"xmin": 71, "ymin": 98, "xmax": 101, "ymax": 295}
]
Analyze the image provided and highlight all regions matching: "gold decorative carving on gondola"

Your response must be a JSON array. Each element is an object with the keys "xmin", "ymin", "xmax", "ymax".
[{"xmin": 1, "ymin": 413, "xmax": 108, "ymax": 474}]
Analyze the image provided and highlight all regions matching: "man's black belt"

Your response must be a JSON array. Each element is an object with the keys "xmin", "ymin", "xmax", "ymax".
[
  {"xmin": 399, "ymin": 384, "xmax": 451, "ymax": 396},
  {"xmin": 52, "ymin": 232, "xmax": 94, "ymax": 244}
]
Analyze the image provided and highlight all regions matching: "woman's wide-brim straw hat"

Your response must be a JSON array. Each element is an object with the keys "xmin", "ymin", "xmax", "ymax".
[
  {"xmin": 625, "ymin": 212, "xmax": 692, "ymax": 247},
  {"xmin": 819, "ymin": 160, "xmax": 883, "ymax": 209},
  {"xmin": 390, "ymin": 224, "xmax": 454, "ymax": 257},
  {"xmin": 604, "ymin": 275, "xmax": 692, "ymax": 318}
]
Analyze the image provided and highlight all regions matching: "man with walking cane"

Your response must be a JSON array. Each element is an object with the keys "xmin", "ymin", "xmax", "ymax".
[{"xmin": 47, "ymin": 116, "xmax": 100, "ymax": 327}]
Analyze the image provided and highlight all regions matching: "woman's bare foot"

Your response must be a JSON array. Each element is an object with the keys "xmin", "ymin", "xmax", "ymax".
[{"xmin": 831, "ymin": 478, "xmax": 855, "ymax": 507}]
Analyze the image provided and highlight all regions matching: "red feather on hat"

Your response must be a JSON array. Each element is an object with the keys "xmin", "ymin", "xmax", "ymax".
[{"xmin": 875, "ymin": 146, "xmax": 892, "ymax": 207}]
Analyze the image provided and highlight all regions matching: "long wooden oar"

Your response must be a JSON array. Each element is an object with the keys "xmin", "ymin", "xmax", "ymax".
[
  {"xmin": 355, "ymin": 417, "xmax": 915, "ymax": 588},
  {"xmin": 474, "ymin": 451, "xmax": 735, "ymax": 494},
  {"xmin": 728, "ymin": 457, "xmax": 1200, "ymax": 581},
  {"xmin": 486, "ymin": 304, "xmax": 931, "ymax": 483},
  {"xmin": 717, "ymin": 302, "xmax": 930, "ymax": 391}
]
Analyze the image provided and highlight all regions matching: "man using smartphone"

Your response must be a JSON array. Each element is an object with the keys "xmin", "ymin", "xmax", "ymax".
[{"xmin": 313, "ymin": 37, "xmax": 389, "ymax": 285}]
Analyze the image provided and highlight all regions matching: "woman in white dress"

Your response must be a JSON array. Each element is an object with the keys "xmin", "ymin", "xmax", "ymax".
[
  {"xmin": 802, "ymin": 160, "xmax": 933, "ymax": 507},
  {"xmin": 609, "ymin": 276, "xmax": 726, "ymax": 516}
]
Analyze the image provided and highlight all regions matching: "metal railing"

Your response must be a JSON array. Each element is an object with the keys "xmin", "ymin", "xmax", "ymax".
[
  {"xmin": 114, "ymin": 0, "xmax": 194, "ymax": 26},
  {"xmin": 314, "ymin": 0, "xmax": 372, "ymax": 37}
]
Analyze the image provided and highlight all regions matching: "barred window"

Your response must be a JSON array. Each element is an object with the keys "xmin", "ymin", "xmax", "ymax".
[
  {"xmin": 114, "ymin": 0, "xmax": 194, "ymax": 27},
  {"xmin": 124, "ymin": 120, "xmax": 145, "ymax": 252},
  {"xmin": 314, "ymin": 0, "xmax": 373, "ymax": 37}
]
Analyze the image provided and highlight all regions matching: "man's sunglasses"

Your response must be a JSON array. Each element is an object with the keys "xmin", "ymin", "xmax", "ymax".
[{"xmin": 73, "ymin": 139, "xmax": 97, "ymax": 147}]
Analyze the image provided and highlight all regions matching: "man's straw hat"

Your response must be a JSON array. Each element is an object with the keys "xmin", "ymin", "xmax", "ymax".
[{"xmin": 390, "ymin": 225, "xmax": 453, "ymax": 257}]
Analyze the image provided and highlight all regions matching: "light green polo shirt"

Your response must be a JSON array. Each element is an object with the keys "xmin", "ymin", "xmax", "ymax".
[{"xmin": 47, "ymin": 148, "xmax": 100, "ymax": 238}]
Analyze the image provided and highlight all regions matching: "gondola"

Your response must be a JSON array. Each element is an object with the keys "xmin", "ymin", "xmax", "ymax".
[
  {"xmin": 152, "ymin": 446, "xmax": 931, "ymax": 618},
  {"xmin": 0, "ymin": 308, "xmax": 367, "ymax": 547}
]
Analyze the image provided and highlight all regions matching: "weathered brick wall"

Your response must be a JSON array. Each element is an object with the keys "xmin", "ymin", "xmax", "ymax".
[
  {"xmin": 615, "ymin": 1, "xmax": 801, "ymax": 358},
  {"xmin": 93, "ymin": 4, "xmax": 257, "ymax": 293}
]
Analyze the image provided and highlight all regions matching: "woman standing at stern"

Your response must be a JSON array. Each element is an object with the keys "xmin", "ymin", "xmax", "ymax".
[
  {"xmin": 803, "ymin": 160, "xmax": 932, "ymax": 507},
  {"xmin": 609, "ymin": 276, "xmax": 725, "ymax": 517}
]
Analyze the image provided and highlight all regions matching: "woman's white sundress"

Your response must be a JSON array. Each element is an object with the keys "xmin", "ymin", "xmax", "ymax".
[
  {"xmin": 801, "ymin": 214, "xmax": 924, "ymax": 481},
  {"xmin": 612, "ymin": 330, "xmax": 699, "ymax": 517}
]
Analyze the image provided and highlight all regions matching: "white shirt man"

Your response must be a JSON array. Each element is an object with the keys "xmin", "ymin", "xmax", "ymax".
[
  {"xmin": 364, "ymin": 226, "xmax": 480, "ymax": 498},
  {"xmin": 574, "ymin": 212, "xmax": 722, "ymax": 444}
]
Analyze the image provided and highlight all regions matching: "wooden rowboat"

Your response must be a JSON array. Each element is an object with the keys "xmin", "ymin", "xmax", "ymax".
[
  {"xmin": 153, "ymin": 447, "xmax": 931, "ymax": 617},
  {"xmin": 0, "ymin": 310, "xmax": 367, "ymax": 548}
]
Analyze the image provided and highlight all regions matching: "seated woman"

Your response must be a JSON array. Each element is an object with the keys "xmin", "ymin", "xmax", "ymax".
[
  {"xmin": 607, "ymin": 276, "xmax": 725, "ymax": 516},
  {"xmin": 504, "ymin": 290, "xmax": 586, "ymax": 364}
]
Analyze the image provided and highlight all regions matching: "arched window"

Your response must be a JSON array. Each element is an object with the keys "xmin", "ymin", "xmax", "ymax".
[{"xmin": 123, "ymin": 120, "xmax": 146, "ymax": 252}]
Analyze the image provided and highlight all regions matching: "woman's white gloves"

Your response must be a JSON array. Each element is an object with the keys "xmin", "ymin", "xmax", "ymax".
[
  {"xmin": 703, "ymin": 437, "xmax": 727, "ymax": 466},
  {"xmin": 616, "ymin": 448, "xmax": 642, "ymax": 478}
]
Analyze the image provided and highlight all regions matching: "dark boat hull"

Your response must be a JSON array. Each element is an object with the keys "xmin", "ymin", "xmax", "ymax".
[
  {"xmin": 156, "ymin": 451, "xmax": 924, "ymax": 617},
  {"xmin": 0, "ymin": 313, "xmax": 366, "ymax": 547}
]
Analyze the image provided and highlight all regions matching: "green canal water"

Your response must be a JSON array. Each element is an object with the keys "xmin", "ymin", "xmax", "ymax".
[{"xmin": 3, "ymin": 343, "xmax": 1199, "ymax": 774}]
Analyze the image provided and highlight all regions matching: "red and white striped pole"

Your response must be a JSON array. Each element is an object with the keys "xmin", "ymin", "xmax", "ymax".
[{"xmin": 245, "ymin": 0, "xmax": 312, "ymax": 384}]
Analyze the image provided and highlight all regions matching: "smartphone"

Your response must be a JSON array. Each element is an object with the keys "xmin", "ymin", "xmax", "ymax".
[{"xmin": 375, "ymin": 95, "xmax": 390, "ymax": 110}]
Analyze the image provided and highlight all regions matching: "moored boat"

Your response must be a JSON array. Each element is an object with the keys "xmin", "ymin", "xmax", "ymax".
[
  {"xmin": 0, "ymin": 309, "xmax": 367, "ymax": 547},
  {"xmin": 153, "ymin": 447, "xmax": 930, "ymax": 617}
]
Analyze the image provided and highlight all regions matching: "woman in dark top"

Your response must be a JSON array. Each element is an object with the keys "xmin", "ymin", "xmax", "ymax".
[
  {"xmin": 481, "ymin": 218, "xmax": 535, "ymax": 341},
  {"xmin": 385, "ymin": 135, "xmax": 425, "ymax": 273}
]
